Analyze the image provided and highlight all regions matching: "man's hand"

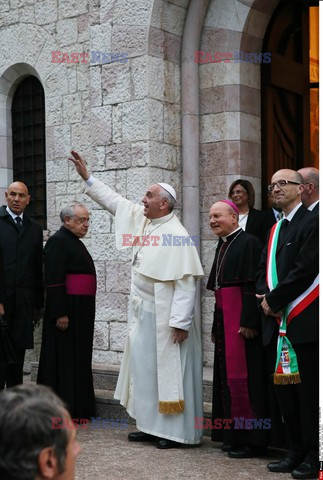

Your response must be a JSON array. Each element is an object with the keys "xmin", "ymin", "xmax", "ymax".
[
  {"xmin": 56, "ymin": 316, "xmax": 69, "ymax": 331},
  {"xmin": 172, "ymin": 327, "xmax": 188, "ymax": 344},
  {"xmin": 0, "ymin": 303, "xmax": 5, "ymax": 316},
  {"xmin": 68, "ymin": 151, "xmax": 90, "ymax": 181},
  {"xmin": 256, "ymin": 293, "xmax": 281, "ymax": 317},
  {"xmin": 238, "ymin": 326, "xmax": 258, "ymax": 339}
]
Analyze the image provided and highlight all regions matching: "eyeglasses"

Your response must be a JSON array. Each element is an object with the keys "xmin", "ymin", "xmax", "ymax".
[
  {"xmin": 71, "ymin": 216, "xmax": 90, "ymax": 225},
  {"xmin": 267, "ymin": 180, "xmax": 301, "ymax": 192}
]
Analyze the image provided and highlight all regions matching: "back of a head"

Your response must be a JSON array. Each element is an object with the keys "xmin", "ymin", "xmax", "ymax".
[{"xmin": 0, "ymin": 385, "xmax": 69, "ymax": 480}]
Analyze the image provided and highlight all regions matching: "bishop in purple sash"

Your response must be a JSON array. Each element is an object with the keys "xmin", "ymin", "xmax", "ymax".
[{"xmin": 207, "ymin": 200, "xmax": 268, "ymax": 458}]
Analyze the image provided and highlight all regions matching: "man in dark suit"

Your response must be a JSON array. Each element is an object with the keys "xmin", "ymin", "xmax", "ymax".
[
  {"xmin": 256, "ymin": 169, "xmax": 318, "ymax": 480},
  {"xmin": 298, "ymin": 167, "xmax": 319, "ymax": 214},
  {"xmin": 0, "ymin": 182, "xmax": 44, "ymax": 389}
]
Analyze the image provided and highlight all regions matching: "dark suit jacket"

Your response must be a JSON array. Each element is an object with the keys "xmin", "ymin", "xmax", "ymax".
[
  {"xmin": 0, "ymin": 206, "xmax": 44, "ymax": 348},
  {"xmin": 256, "ymin": 205, "xmax": 318, "ymax": 346},
  {"xmin": 245, "ymin": 208, "xmax": 264, "ymax": 243},
  {"xmin": 311, "ymin": 201, "xmax": 319, "ymax": 215},
  {"xmin": 261, "ymin": 208, "xmax": 277, "ymax": 243}
]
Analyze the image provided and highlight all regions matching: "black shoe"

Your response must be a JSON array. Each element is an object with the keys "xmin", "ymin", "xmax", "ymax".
[
  {"xmin": 221, "ymin": 443, "xmax": 232, "ymax": 452},
  {"xmin": 156, "ymin": 439, "xmax": 183, "ymax": 449},
  {"xmin": 228, "ymin": 445, "xmax": 267, "ymax": 459},
  {"xmin": 267, "ymin": 457, "xmax": 302, "ymax": 473},
  {"xmin": 128, "ymin": 431, "xmax": 159, "ymax": 442},
  {"xmin": 291, "ymin": 461, "xmax": 319, "ymax": 479}
]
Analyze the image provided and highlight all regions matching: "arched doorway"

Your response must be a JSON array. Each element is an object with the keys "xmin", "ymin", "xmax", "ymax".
[{"xmin": 261, "ymin": 0, "xmax": 319, "ymax": 203}]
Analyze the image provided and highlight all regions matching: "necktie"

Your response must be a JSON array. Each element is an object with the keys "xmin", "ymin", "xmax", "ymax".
[
  {"xmin": 278, "ymin": 219, "xmax": 289, "ymax": 246},
  {"xmin": 15, "ymin": 217, "xmax": 22, "ymax": 230}
]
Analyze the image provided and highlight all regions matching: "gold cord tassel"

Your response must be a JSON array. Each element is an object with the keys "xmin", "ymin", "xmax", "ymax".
[
  {"xmin": 273, "ymin": 373, "xmax": 301, "ymax": 385},
  {"xmin": 159, "ymin": 400, "xmax": 185, "ymax": 414}
]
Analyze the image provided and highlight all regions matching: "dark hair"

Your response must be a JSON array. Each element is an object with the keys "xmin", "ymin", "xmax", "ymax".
[
  {"xmin": 0, "ymin": 384, "xmax": 69, "ymax": 480},
  {"xmin": 228, "ymin": 179, "xmax": 255, "ymax": 208}
]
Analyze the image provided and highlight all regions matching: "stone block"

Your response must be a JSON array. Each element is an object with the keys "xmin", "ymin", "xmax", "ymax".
[
  {"xmin": 164, "ymin": 103, "xmax": 180, "ymax": 146},
  {"xmin": 110, "ymin": 322, "xmax": 128, "ymax": 352},
  {"xmin": 105, "ymin": 262, "xmax": 131, "ymax": 294},
  {"xmin": 244, "ymin": 9, "xmax": 271, "ymax": 39},
  {"xmin": 93, "ymin": 322, "xmax": 110, "ymax": 351},
  {"xmin": 71, "ymin": 122, "xmax": 92, "ymax": 154},
  {"xmin": 95, "ymin": 292, "xmax": 128, "ymax": 323},
  {"xmin": 159, "ymin": 2, "xmax": 186, "ymax": 36},
  {"xmin": 77, "ymin": 64, "xmax": 90, "ymax": 91},
  {"xmin": 56, "ymin": 18, "xmax": 78, "ymax": 47},
  {"xmin": 90, "ymin": 209, "xmax": 112, "ymax": 234},
  {"xmin": 18, "ymin": 4, "xmax": 35, "ymax": 22},
  {"xmin": 53, "ymin": 125, "xmax": 71, "ymax": 157},
  {"xmin": 200, "ymin": 112, "xmax": 240, "ymax": 144},
  {"xmin": 112, "ymin": 104, "xmax": 122, "ymax": 144},
  {"xmin": 112, "ymin": 0, "xmax": 151, "ymax": 26},
  {"xmin": 131, "ymin": 141, "xmax": 149, "ymax": 168},
  {"xmin": 92, "ymin": 350, "xmax": 122, "ymax": 365},
  {"xmin": 91, "ymin": 234, "xmax": 130, "ymax": 262},
  {"xmin": 111, "ymin": 25, "xmax": 149, "ymax": 59},
  {"xmin": 200, "ymin": 62, "xmax": 240, "ymax": 89},
  {"xmin": 149, "ymin": 141, "xmax": 177, "ymax": 170},
  {"xmin": 105, "ymin": 144, "xmax": 132, "ymax": 170},
  {"xmin": 240, "ymin": 62, "xmax": 261, "ymax": 89},
  {"xmin": 35, "ymin": 0, "xmax": 58, "ymax": 25},
  {"xmin": 91, "ymin": 145, "xmax": 106, "ymax": 171},
  {"xmin": 59, "ymin": 0, "xmax": 88, "ymax": 19},
  {"xmin": 240, "ymin": 112, "xmax": 260, "ymax": 143},
  {"xmin": 148, "ymin": 99, "xmax": 163, "ymax": 142},
  {"xmin": 89, "ymin": 65, "xmax": 102, "ymax": 107},
  {"xmin": 122, "ymin": 100, "xmax": 148, "ymax": 142},
  {"xmin": 148, "ymin": 27, "xmax": 181, "ymax": 65},
  {"xmin": 102, "ymin": 62, "xmax": 131, "ymax": 105},
  {"xmin": 63, "ymin": 93, "xmax": 83, "ymax": 124},
  {"xmin": 95, "ymin": 260, "xmax": 106, "ymax": 293},
  {"xmin": 90, "ymin": 23, "xmax": 112, "ymax": 58},
  {"xmin": 200, "ymin": 141, "xmax": 241, "ymax": 177},
  {"xmin": 55, "ymin": 182, "xmax": 67, "ymax": 195},
  {"xmin": 90, "ymin": 106, "xmax": 112, "ymax": 146},
  {"xmin": 131, "ymin": 56, "xmax": 148, "ymax": 99},
  {"xmin": 55, "ymin": 194, "xmax": 76, "ymax": 215},
  {"xmin": 204, "ymin": 0, "xmax": 247, "ymax": 32},
  {"xmin": 77, "ymin": 14, "xmax": 89, "ymax": 42}
]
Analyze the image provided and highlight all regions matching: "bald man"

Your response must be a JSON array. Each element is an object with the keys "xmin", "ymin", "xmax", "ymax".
[
  {"xmin": 297, "ymin": 167, "xmax": 319, "ymax": 213},
  {"xmin": 69, "ymin": 151, "xmax": 204, "ymax": 448},
  {"xmin": 0, "ymin": 182, "xmax": 44, "ymax": 389},
  {"xmin": 207, "ymin": 200, "xmax": 267, "ymax": 458},
  {"xmin": 257, "ymin": 169, "xmax": 319, "ymax": 479}
]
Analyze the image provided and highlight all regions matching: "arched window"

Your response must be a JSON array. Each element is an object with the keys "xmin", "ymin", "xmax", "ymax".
[{"xmin": 11, "ymin": 76, "xmax": 46, "ymax": 229}]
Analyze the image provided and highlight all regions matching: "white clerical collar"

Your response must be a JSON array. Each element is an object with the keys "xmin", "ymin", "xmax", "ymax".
[
  {"xmin": 150, "ymin": 211, "xmax": 174, "ymax": 225},
  {"xmin": 6, "ymin": 206, "xmax": 24, "ymax": 221},
  {"xmin": 222, "ymin": 226, "xmax": 242, "ymax": 242},
  {"xmin": 284, "ymin": 202, "xmax": 302, "ymax": 222},
  {"xmin": 308, "ymin": 200, "xmax": 319, "ymax": 211}
]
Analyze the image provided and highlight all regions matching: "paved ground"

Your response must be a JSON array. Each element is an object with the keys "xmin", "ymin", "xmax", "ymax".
[{"xmin": 75, "ymin": 425, "xmax": 287, "ymax": 480}]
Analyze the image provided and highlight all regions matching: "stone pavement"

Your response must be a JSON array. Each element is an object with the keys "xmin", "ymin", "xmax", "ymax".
[{"xmin": 75, "ymin": 425, "xmax": 286, "ymax": 480}]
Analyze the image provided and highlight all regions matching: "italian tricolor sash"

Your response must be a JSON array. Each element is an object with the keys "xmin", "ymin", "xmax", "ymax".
[{"xmin": 266, "ymin": 219, "xmax": 319, "ymax": 385}]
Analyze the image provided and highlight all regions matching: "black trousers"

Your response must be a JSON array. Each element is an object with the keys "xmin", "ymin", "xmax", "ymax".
[
  {"xmin": 0, "ymin": 346, "xmax": 26, "ymax": 389},
  {"xmin": 267, "ymin": 340, "xmax": 319, "ymax": 462}
]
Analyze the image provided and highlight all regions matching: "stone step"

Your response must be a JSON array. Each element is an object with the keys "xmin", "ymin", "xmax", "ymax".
[
  {"xmin": 30, "ymin": 362, "xmax": 214, "ymax": 436},
  {"xmin": 31, "ymin": 362, "xmax": 214, "ymax": 404}
]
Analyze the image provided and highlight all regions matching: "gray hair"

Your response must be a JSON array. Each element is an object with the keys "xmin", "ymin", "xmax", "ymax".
[
  {"xmin": 60, "ymin": 201, "xmax": 86, "ymax": 222},
  {"xmin": 159, "ymin": 189, "xmax": 176, "ymax": 212},
  {"xmin": 0, "ymin": 384, "xmax": 69, "ymax": 480}
]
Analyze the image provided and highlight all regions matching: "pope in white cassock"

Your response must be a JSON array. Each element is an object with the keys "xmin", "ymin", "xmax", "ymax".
[{"xmin": 69, "ymin": 151, "xmax": 204, "ymax": 448}]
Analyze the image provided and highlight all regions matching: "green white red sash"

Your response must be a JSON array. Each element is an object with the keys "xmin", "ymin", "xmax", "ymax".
[{"xmin": 266, "ymin": 219, "xmax": 319, "ymax": 384}]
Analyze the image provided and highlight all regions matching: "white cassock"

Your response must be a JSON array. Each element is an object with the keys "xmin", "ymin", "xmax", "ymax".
[{"xmin": 85, "ymin": 178, "xmax": 204, "ymax": 444}]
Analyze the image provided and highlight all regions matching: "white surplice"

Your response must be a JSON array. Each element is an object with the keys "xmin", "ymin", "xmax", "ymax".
[{"xmin": 85, "ymin": 178, "xmax": 204, "ymax": 443}]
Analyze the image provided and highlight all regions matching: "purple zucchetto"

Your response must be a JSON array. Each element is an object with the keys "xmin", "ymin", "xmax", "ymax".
[{"xmin": 218, "ymin": 199, "xmax": 239, "ymax": 215}]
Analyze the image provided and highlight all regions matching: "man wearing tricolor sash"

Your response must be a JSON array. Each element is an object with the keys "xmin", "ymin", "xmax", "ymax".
[
  {"xmin": 256, "ymin": 169, "xmax": 319, "ymax": 480},
  {"xmin": 69, "ymin": 151, "xmax": 204, "ymax": 448}
]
